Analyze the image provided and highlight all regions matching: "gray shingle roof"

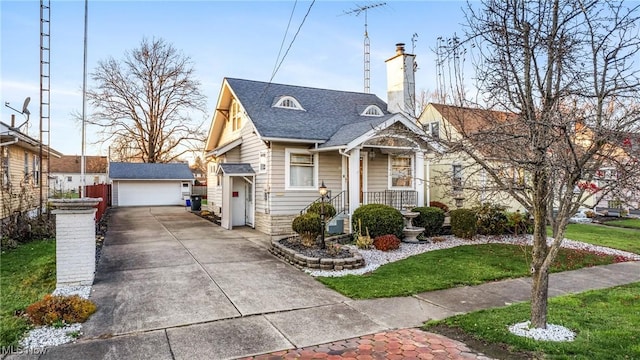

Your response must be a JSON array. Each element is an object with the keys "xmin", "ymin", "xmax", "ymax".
[
  {"xmin": 320, "ymin": 116, "xmax": 393, "ymax": 148},
  {"xmin": 109, "ymin": 162, "xmax": 194, "ymax": 180},
  {"xmin": 218, "ymin": 163, "xmax": 255, "ymax": 175},
  {"xmin": 226, "ymin": 78, "xmax": 390, "ymax": 143}
]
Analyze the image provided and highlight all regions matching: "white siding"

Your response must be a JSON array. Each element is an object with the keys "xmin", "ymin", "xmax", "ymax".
[{"xmin": 366, "ymin": 153, "xmax": 389, "ymax": 192}]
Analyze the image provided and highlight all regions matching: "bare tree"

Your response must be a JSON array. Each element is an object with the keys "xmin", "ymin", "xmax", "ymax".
[
  {"xmin": 434, "ymin": 0, "xmax": 640, "ymax": 329},
  {"xmin": 88, "ymin": 38, "xmax": 207, "ymax": 163}
]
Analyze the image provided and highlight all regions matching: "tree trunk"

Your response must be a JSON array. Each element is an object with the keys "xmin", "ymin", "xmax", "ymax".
[{"xmin": 530, "ymin": 259, "xmax": 549, "ymax": 328}]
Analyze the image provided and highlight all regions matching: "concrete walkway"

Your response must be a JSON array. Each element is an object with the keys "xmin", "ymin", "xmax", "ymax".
[{"xmin": 10, "ymin": 207, "xmax": 640, "ymax": 360}]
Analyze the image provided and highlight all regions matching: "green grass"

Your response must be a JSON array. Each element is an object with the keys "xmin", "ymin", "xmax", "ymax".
[
  {"xmin": 317, "ymin": 243, "xmax": 619, "ymax": 299},
  {"xmin": 0, "ymin": 240, "xmax": 56, "ymax": 347},
  {"xmin": 549, "ymin": 223, "xmax": 640, "ymax": 254},
  {"xmin": 423, "ymin": 282, "xmax": 640, "ymax": 359},
  {"xmin": 603, "ymin": 218, "xmax": 640, "ymax": 230}
]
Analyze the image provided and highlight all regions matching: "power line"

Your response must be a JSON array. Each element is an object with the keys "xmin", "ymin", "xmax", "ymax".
[
  {"xmin": 268, "ymin": 0, "xmax": 316, "ymax": 84},
  {"xmin": 270, "ymin": 1, "xmax": 298, "ymax": 80}
]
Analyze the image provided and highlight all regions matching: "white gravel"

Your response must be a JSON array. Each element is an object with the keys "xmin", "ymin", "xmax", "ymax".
[
  {"xmin": 509, "ymin": 321, "xmax": 576, "ymax": 342},
  {"xmin": 305, "ymin": 234, "xmax": 640, "ymax": 277},
  {"xmin": 19, "ymin": 286, "xmax": 92, "ymax": 350}
]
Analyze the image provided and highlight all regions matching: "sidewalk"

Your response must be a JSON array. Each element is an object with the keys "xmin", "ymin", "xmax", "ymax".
[{"xmin": 19, "ymin": 261, "xmax": 638, "ymax": 360}]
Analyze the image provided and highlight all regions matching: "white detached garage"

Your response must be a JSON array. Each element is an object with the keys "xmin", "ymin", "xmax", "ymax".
[{"xmin": 109, "ymin": 162, "xmax": 194, "ymax": 207}]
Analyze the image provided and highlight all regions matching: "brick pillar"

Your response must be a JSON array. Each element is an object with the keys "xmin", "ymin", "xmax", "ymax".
[{"xmin": 49, "ymin": 198, "xmax": 102, "ymax": 287}]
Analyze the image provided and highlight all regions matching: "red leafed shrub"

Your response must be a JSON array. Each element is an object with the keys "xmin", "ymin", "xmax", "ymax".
[
  {"xmin": 25, "ymin": 294, "xmax": 97, "ymax": 326},
  {"xmin": 373, "ymin": 234, "xmax": 401, "ymax": 252}
]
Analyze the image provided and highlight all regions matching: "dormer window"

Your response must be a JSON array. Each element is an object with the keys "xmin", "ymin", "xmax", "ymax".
[
  {"xmin": 274, "ymin": 96, "xmax": 305, "ymax": 110},
  {"xmin": 362, "ymin": 105, "xmax": 383, "ymax": 117}
]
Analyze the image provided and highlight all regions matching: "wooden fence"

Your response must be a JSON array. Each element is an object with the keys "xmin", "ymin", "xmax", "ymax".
[{"xmin": 85, "ymin": 184, "xmax": 111, "ymax": 222}]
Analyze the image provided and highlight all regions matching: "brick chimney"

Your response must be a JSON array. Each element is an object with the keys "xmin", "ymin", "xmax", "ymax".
[{"xmin": 385, "ymin": 43, "xmax": 416, "ymax": 116}]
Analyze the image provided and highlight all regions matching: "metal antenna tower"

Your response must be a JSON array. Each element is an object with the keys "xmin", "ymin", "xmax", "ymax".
[
  {"xmin": 343, "ymin": 2, "xmax": 386, "ymax": 93},
  {"xmin": 39, "ymin": 0, "xmax": 51, "ymax": 216}
]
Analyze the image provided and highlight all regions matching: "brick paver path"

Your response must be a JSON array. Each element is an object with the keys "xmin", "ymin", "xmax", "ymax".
[{"xmin": 241, "ymin": 328, "xmax": 494, "ymax": 360}]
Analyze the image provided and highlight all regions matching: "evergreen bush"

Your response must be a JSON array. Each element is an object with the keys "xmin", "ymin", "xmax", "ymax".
[
  {"xmin": 474, "ymin": 203, "xmax": 509, "ymax": 235},
  {"xmin": 352, "ymin": 204, "xmax": 404, "ymax": 239},
  {"xmin": 450, "ymin": 208, "xmax": 477, "ymax": 239},
  {"xmin": 292, "ymin": 212, "xmax": 322, "ymax": 247},
  {"xmin": 411, "ymin": 206, "xmax": 445, "ymax": 236}
]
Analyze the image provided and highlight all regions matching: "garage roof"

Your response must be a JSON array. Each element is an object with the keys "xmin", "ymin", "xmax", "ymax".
[{"xmin": 109, "ymin": 162, "xmax": 194, "ymax": 180}]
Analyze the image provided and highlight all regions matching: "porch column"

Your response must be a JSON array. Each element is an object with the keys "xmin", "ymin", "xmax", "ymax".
[
  {"xmin": 348, "ymin": 148, "xmax": 360, "ymax": 214},
  {"xmin": 415, "ymin": 151, "xmax": 425, "ymax": 206},
  {"xmin": 220, "ymin": 175, "xmax": 232, "ymax": 229}
]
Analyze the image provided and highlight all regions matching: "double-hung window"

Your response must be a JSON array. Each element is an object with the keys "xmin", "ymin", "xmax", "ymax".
[
  {"xmin": 1, "ymin": 147, "xmax": 9, "ymax": 187},
  {"xmin": 285, "ymin": 149, "xmax": 317, "ymax": 189},
  {"xmin": 390, "ymin": 155, "xmax": 413, "ymax": 188}
]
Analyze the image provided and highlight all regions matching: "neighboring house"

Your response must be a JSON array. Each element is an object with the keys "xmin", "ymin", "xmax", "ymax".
[
  {"xmin": 204, "ymin": 44, "xmax": 433, "ymax": 235},
  {"xmin": 49, "ymin": 155, "xmax": 108, "ymax": 195},
  {"xmin": 1, "ymin": 120, "xmax": 62, "ymax": 220},
  {"xmin": 418, "ymin": 103, "xmax": 526, "ymax": 211},
  {"xmin": 419, "ymin": 103, "xmax": 640, "ymax": 214},
  {"xmin": 108, "ymin": 162, "xmax": 194, "ymax": 207}
]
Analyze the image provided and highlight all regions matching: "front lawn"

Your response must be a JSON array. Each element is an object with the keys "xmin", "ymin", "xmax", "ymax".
[
  {"xmin": 549, "ymin": 223, "xmax": 640, "ymax": 254},
  {"xmin": 0, "ymin": 240, "xmax": 56, "ymax": 347},
  {"xmin": 424, "ymin": 282, "xmax": 640, "ymax": 360},
  {"xmin": 317, "ymin": 243, "xmax": 620, "ymax": 299},
  {"xmin": 603, "ymin": 218, "xmax": 640, "ymax": 230}
]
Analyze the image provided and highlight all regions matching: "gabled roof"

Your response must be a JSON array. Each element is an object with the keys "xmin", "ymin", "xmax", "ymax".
[
  {"xmin": 217, "ymin": 163, "xmax": 255, "ymax": 176},
  {"xmin": 109, "ymin": 162, "xmax": 194, "ymax": 181},
  {"xmin": 50, "ymin": 155, "xmax": 107, "ymax": 174},
  {"xmin": 224, "ymin": 78, "xmax": 390, "ymax": 142},
  {"xmin": 429, "ymin": 103, "xmax": 517, "ymax": 134}
]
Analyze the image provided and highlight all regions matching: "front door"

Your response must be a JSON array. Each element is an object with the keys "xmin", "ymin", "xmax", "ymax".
[{"xmin": 231, "ymin": 178, "xmax": 245, "ymax": 227}]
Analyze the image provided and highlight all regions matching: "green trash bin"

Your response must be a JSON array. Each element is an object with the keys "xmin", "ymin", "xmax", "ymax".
[{"xmin": 190, "ymin": 195, "xmax": 201, "ymax": 211}]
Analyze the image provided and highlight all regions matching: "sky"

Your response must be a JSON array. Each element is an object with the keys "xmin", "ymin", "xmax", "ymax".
[{"xmin": 1, "ymin": 0, "xmax": 469, "ymax": 156}]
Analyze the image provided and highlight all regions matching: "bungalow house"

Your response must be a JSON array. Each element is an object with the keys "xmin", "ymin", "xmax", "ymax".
[
  {"xmin": 49, "ymin": 155, "xmax": 108, "ymax": 196},
  {"xmin": 204, "ymin": 44, "xmax": 433, "ymax": 236},
  {"xmin": 418, "ymin": 103, "xmax": 526, "ymax": 212},
  {"xmin": 1, "ymin": 118, "xmax": 62, "ymax": 220},
  {"xmin": 418, "ymin": 103, "xmax": 640, "ymax": 215}
]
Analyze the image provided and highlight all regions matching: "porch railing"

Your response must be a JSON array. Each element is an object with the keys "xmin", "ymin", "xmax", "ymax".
[
  {"xmin": 363, "ymin": 190, "xmax": 417, "ymax": 211},
  {"xmin": 300, "ymin": 190, "xmax": 348, "ymax": 221}
]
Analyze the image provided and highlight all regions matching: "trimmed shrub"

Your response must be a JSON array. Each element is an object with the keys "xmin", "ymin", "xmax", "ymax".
[
  {"xmin": 429, "ymin": 201, "xmax": 450, "ymax": 213},
  {"xmin": 411, "ymin": 207, "xmax": 445, "ymax": 237},
  {"xmin": 450, "ymin": 208, "xmax": 477, "ymax": 239},
  {"xmin": 25, "ymin": 294, "xmax": 97, "ymax": 326},
  {"xmin": 373, "ymin": 234, "xmax": 401, "ymax": 251},
  {"xmin": 352, "ymin": 204, "xmax": 404, "ymax": 239},
  {"xmin": 474, "ymin": 203, "xmax": 509, "ymax": 235},
  {"xmin": 306, "ymin": 202, "xmax": 337, "ymax": 219},
  {"xmin": 292, "ymin": 212, "xmax": 322, "ymax": 247},
  {"xmin": 506, "ymin": 211, "xmax": 534, "ymax": 235}
]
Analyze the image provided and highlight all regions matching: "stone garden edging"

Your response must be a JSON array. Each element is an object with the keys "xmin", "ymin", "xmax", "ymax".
[{"xmin": 269, "ymin": 237, "xmax": 365, "ymax": 271}]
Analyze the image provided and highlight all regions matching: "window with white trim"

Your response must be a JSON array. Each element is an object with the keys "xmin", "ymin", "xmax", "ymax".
[
  {"xmin": 274, "ymin": 96, "xmax": 305, "ymax": 110},
  {"xmin": 24, "ymin": 152, "xmax": 29, "ymax": 179},
  {"xmin": 362, "ymin": 105, "xmax": 383, "ymax": 117},
  {"xmin": 285, "ymin": 149, "xmax": 317, "ymax": 189},
  {"xmin": 33, "ymin": 155, "xmax": 40, "ymax": 186},
  {"xmin": 390, "ymin": 155, "xmax": 413, "ymax": 188},
  {"xmin": 230, "ymin": 99, "xmax": 242, "ymax": 131},
  {"xmin": 452, "ymin": 164, "xmax": 463, "ymax": 192},
  {"xmin": 258, "ymin": 150, "xmax": 267, "ymax": 173},
  {"xmin": 1, "ymin": 147, "xmax": 9, "ymax": 187}
]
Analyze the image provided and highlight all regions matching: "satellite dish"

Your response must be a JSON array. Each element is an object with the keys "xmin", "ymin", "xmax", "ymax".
[{"xmin": 22, "ymin": 97, "xmax": 31, "ymax": 115}]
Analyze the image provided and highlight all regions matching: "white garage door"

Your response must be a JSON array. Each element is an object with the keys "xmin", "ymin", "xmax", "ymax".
[{"xmin": 117, "ymin": 181, "xmax": 183, "ymax": 206}]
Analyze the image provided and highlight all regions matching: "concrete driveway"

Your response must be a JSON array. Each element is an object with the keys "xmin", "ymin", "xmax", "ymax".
[{"xmin": 48, "ymin": 207, "xmax": 389, "ymax": 359}]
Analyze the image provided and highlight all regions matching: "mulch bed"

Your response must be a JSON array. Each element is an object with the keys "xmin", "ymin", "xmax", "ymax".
[{"xmin": 279, "ymin": 237, "xmax": 353, "ymax": 259}]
